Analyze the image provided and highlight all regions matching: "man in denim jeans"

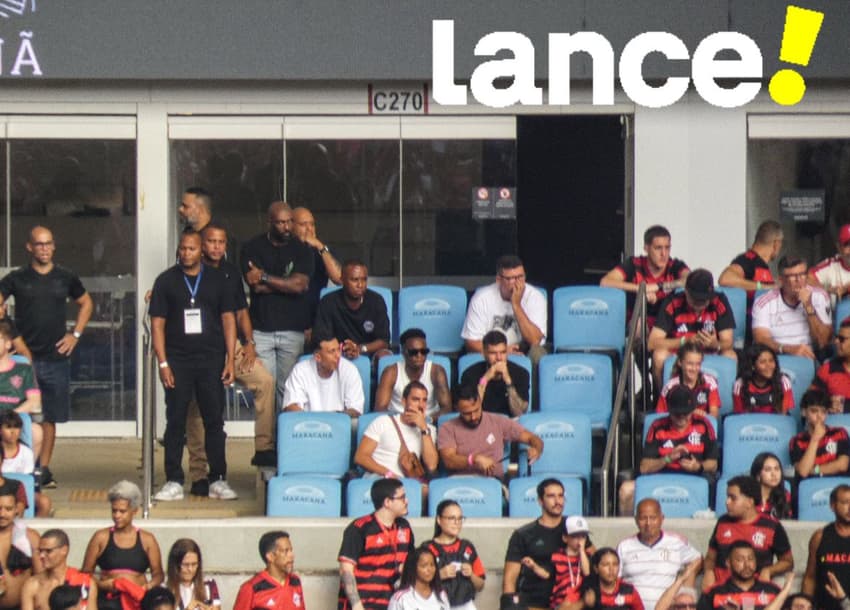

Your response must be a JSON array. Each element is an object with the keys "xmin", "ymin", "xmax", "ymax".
[
  {"xmin": 0, "ymin": 226, "xmax": 92, "ymax": 489},
  {"xmin": 241, "ymin": 202, "xmax": 314, "ymax": 408}
]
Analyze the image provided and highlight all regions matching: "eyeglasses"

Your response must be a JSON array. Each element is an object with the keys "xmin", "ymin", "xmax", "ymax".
[
  {"xmin": 391, "ymin": 493, "xmax": 407, "ymax": 501},
  {"xmin": 406, "ymin": 348, "xmax": 430, "ymax": 357},
  {"xmin": 38, "ymin": 546, "xmax": 60, "ymax": 555},
  {"xmin": 440, "ymin": 515, "xmax": 466, "ymax": 522}
]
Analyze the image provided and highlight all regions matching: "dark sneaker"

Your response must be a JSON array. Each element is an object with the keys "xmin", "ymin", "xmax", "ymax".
[
  {"xmin": 189, "ymin": 479, "xmax": 209, "ymax": 497},
  {"xmin": 250, "ymin": 450, "xmax": 277, "ymax": 468},
  {"xmin": 41, "ymin": 467, "xmax": 57, "ymax": 489}
]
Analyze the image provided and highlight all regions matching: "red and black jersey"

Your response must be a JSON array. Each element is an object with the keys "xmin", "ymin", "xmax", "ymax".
[
  {"xmin": 708, "ymin": 514, "xmax": 792, "ymax": 584},
  {"xmin": 698, "ymin": 579, "xmax": 780, "ymax": 610},
  {"xmin": 643, "ymin": 414, "xmax": 718, "ymax": 471},
  {"xmin": 656, "ymin": 375, "xmax": 720, "ymax": 414},
  {"xmin": 616, "ymin": 256, "xmax": 689, "ymax": 329},
  {"xmin": 550, "ymin": 549, "xmax": 585, "ymax": 607},
  {"xmin": 732, "ymin": 376, "xmax": 794, "ymax": 414},
  {"xmin": 338, "ymin": 513, "xmax": 414, "ymax": 610},
  {"xmin": 233, "ymin": 570, "xmax": 305, "ymax": 610},
  {"xmin": 581, "ymin": 577, "xmax": 644, "ymax": 610},
  {"xmin": 815, "ymin": 359, "xmax": 850, "ymax": 403},
  {"xmin": 789, "ymin": 426, "xmax": 850, "ymax": 470},
  {"xmin": 64, "ymin": 567, "xmax": 93, "ymax": 610},
  {"xmin": 731, "ymin": 250, "xmax": 774, "ymax": 307},
  {"xmin": 757, "ymin": 489, "xmax": 793, "ymax": 519},
  {"xmin": 653, "ymin": 293, "xmax": 735, "ymax": 347},
  {"xmin": 427, "ymin": 538, "xmax": 485, "ymax": 607}
]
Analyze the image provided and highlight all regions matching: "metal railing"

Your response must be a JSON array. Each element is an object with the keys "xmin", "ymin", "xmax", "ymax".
[
  {"xmin": 600, "ymin": 283, "xmax": 648, "ymax": 517},
  {"xmin": 140, "ymin": 305, "xmax": 156, "ymax": 518}
]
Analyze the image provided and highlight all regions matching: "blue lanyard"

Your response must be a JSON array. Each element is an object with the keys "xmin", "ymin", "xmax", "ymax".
[{"xmin": 183, "ymin": 265, "xmax": 203, "ymax": 307}]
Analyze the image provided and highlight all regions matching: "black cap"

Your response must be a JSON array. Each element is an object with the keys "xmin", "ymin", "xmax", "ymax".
[
  {"xmin": 667, "ymin": 385, "xmax": 697, "ymax": 415},
  {"xmin": 685, "ymin": 268, "xmax": 714, "ymax": 302}
]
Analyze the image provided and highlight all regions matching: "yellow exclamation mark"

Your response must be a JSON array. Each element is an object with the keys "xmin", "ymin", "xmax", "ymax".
[{"xmin": 768, "ymin": 5, "xmax": 824, "ymax": 106}]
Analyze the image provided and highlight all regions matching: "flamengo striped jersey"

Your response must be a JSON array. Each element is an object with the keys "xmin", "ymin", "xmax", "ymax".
[
  {"xmin": 232, "ymin": 570, "xmax": 305, "ymax": 610},
  {"xmin": 338, "ymin": 513, "xmax": 414, "ymax": 610},
  {"xmin": 698, "ymin": 579, "xmax": 780, "ymax": 610}
]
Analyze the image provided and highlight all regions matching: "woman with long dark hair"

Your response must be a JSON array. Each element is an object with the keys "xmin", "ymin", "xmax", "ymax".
[
  {"xmin": 733, "ymin": 343, "xmax": 794, "ymax": 414},
  {"xmin": 388, "ymin": 544, "xmax": 450, "ymax": 610},
  {"xmin": 427, "ymin": 500, "xmax": 484, "ymax": 609},
  {"xmin": 750, "ymin": 452, "xmax": 792, "ymax": 519},
  {"xmin": 165, "ymin": 539, "xmax": 220, "ymax": 610}
]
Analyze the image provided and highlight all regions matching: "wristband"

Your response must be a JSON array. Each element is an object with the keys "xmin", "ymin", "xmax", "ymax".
[
  {"xmin": 478, "ymin": 376, "xmax": 487, "ymax": 387},
  {"xmin": 468, "ymin": 453, "xmax": 475, "ymax": 466},
  {"xmin": 664, "ymin": 455, "xmax": 672, "ymax": 464},
  {"xmin": 680, "ymin": 337, "xmax": 685, "ymax": 347},
  {"xmin": 756, "ymin": 281, "xmax": 762, "ymax": 290},
  {"xmin": 814, "ymin": 464, "xmax": 821, "ymax": 477},
  {"xmin": 384, "ymin": 471, "xmax": 395, "ymax": 479},
  {"xmin": 159, "ymin": 361, "xmax": 169, "ymax": 369}
]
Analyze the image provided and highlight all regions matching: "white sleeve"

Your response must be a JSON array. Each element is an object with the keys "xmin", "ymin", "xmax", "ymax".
[
  {"xmin": 679, "ymin": 538, "xmax": 702, "ymax": 564},
  {"xmin": 751, "ymin": 295, "xmax": 770, "ymax": 330},
  {"xmin": 282, "ymin": 363, "xmax": 309, "ymax": 409},
  {"xmin": 522, "ymin": 286, "xmax": 548, "ymax": 343},
  {"xmin": 340, "ymin": 361, "xmax": 365, "ymax": 414},
  {"xmin": 813, "ymin": 288, "xmax": 832, "ymax": 325},
  {"xmin": 461, "ymin": 288, "xmax": 489, "ymax": 341},
  {"xmin": 364, "ymin": 414, "xmax": 389, "ymax": 442},
  {"xmin": 20, "ymin": 446, "xmax": 34, "ymax": 474}
]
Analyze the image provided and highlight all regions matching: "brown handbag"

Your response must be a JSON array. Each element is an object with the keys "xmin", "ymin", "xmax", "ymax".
[{"xmin": 389, "ymin": 416, "xmax": 427, "ymax": 479}]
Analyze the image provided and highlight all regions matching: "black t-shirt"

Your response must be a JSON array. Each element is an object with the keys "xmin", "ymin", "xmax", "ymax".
[
  {"xmin": 460, "ymin": 360, "xmax": 530, "ymax": 416},
  {"xmin": 313, "ymin": 289, "xmax": 390, "ymax": 346},
  {"xmin": 814, "ymin": 523, "xmax": 850, "ymax": 610},
  {"xmin": 240, "ymin": 233, "xmax": 314, "ymax": 332},
  {"xmin": 0, "ymin": 265, "xmax": 86, "ymax": 360},
  {"xmin": 217, "ymin": 259, "xmax": 248, "ymax": 311},
  {"xmin": 506, "ymin": 517, "xmax": 588, "ymax": 607},
  {"xmin": 148, "ymin": 264, "xmax": 236, "ymax": 366},
  {"xmin": 306, "ymin": 249, "xmax": 330, "ymax": 322}
]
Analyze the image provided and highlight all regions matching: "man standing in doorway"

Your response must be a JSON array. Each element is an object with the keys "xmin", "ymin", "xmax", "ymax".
[
  {"xmin": 0, "ymin": 226, "xmax": 92, "ymax": 489},
  {"xmin": 241, "ymin": 202, "xmax": 314, "ymax": 406}
]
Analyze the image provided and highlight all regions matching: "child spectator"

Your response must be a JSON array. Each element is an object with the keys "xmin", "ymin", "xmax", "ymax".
[
  {"xmin": 582, "ymin": 548, "xmax": 644, "ymax": 610},
  {"xmin": 0, "ymin": 409, "xmax": 50, "ymax": 517},
  {"xmin": 655, "ymin": 341, "xmax": 720, "ymax": 418},
  {"xmin": 790, "ymin": 388, "xmax": 850, "ymax": 480}
]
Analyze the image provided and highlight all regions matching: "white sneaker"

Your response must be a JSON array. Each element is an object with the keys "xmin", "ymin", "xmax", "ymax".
[
  {"xmin": 209, "ymin": 479, "xmax": 238, "ymax": 500},
  {"xmin": 154, "ymin": 481, "xmax": 184, "ymax": 501}
]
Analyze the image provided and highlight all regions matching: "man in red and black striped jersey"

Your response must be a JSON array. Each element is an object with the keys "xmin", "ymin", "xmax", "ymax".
[
  {"xmin": 702, "ymin": 476, "xmax": 793, "ymax": 593},
  {"xmin": 601, "ymin": 225, "xmax": 689, "ymax": 330},
  {"xmin": 790, "ymin": 389, "xmax": 850, "ymax": 480},
  {"xmin": 648, "ymin": 269, "xmax": 736, "ymax": 387},
  {"xmin": 619, "ymin": 385, "xmax": 718, "ymax": 515},
  {"xmin": 719, "ymin": 220, "xmax": 783, "ymax": 340},
  {"xmin": 814, "ymin": 317, "xmax": 850, "ymax": 411},
  {"xmin": 233, "ymin": 531, "xmax": 305, "ymax": 610},
  {"xmin": 698, "ymin": 541, "xmax": 782, "ymax": 610},
  {"xmin": 338, "ymin": 478, "xmax": 413, "ymax": 610}
]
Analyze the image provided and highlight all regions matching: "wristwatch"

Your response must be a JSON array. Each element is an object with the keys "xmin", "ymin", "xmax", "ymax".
[
  {"xmin": 319, "ymin": 245, "xmax": 330, "ymax": 255},
  {"xmin": 260, "ymin": 272, "xmax": 269, "ymax": 283},
  {"xmin": 360, "ymin": 344, "xmax": 368, "ymax": 355}
]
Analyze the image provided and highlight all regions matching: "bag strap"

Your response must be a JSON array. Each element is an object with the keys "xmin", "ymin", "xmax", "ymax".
[{"xmin": 389, "ymin": 415, "xmax": 412, "ymax": 453}]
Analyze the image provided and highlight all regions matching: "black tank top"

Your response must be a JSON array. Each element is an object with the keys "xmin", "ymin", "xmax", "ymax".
[
  {"xmin": 96, "ymin": 528, "xmax": 150, "ymax": 574},
  {"xmin": 815, "ymin": 523, "xmax": 850, "ymax": 610}
]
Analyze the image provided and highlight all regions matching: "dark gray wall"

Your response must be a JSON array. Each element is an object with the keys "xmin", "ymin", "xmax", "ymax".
[{"xmin": 1, "ymin": 0, "xmax": 847, "ymax": 80}]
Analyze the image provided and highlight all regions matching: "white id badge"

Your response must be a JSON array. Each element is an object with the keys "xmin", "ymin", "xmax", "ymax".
[{"xmin": 183, "ymin": 308, "xmax": 202, "ymax": 334}]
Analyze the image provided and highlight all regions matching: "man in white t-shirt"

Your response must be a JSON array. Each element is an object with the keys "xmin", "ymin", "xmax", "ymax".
[
  {"xmin": 617, "ymin": 498, "xmax": 702, "ymax": 610},
  {"xmin": 354, "ymin": 381, "xmax": 438, "ymax": 478},
  {"xmin": 282, "ymin": 334, "xmax": 364, "ymax": 417},
  {"xmin": 461, "ymin": 255, "xmax": 547, "ymax": 363},
  {"xmin": 809, "ymin": 223, "xmax": 850, "ymax": 302},
  {"xmin": 752, "ymin": 255, "xmax": 832, "ymax": 360}
]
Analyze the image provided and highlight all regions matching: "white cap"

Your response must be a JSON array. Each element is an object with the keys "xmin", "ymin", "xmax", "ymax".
[{"xmin": 565, "ymin": 515, "xmax": 590, "ymax": 535}]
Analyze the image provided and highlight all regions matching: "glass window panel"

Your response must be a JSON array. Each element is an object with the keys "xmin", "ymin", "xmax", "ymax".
[
  {"xmin": 401, "ymin": 140, "xmax": 517, "ymax": 280},
  {"xmin": 286, "ymin": 140, "xmax": 400, "ymax": 278},
  {"xmin": 8, "ymin": 139, "xmax": 137, "ymax": 421}
]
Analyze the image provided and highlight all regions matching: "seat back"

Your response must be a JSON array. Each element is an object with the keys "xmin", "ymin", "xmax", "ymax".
[
  {"xmin": 634, "ymin": 473, "xmax": 709, "ymax": 518},
  {"xmin": 266, "ymin": 474, "xmax": 342, "ymax": 517},
  {"xmin": 428, "ymin": 476, "xmax": 503, "ymax": 518},
  {"xmin": 508, "ymin": 475, "xmax": 582, "ymax": 518},
  {"xmin": 276, "ymin": 412, "xmax": 352, "ymax": 476},
  {"xmin": 717, "ymin": 287, "xmax": 747, "ymax": 349},
  {"xmin": 398, "ymin": 285, "xmax": 467, "ymax": 353},
  {"xmin": 835, "ymin": 299, "xmax": 850, "ymax": 332},
  {"xmin": 778, "ymin": 354, "xmax": 815, "ymax": 415},
  {"xmin": 827, "ymin": 414, "xmax": 850, "ymax": 439},
  {"xmin": 345, "ymin": 477, "xmax": 423, "ymax": 518},
  {"xmin": 538, "ymin": 353, "xmax": 613, "ymax": 429},
  {"xmin": 517, "ymin": 413, "xmax": 592, "ymax": 482},
  {"xmin": 798, "ymin": 477, "xmax": 850, "ymax": 521},
  {"xmin": 552, "ymin": 286, "xmax": 626, "ymax": 355},
  {"xmin": 322, "ymin": 285, "xmax": 394, "ymax": 344},
  {"xmin": 722, "ymin": 414, "xmax": 798, "ymax": 478}
]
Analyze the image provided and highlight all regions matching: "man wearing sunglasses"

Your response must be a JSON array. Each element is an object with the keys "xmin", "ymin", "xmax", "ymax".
[
  {"xmin": 814, "ymin": 317, "xmax": 850, "ymax": 411},
  {"xmin": 21, "ymin": 529, "xmax": 94, "ymax": 610},
  {"xmin": 374, "ymin": 328, "xmax": 451, "ymax": 422}
]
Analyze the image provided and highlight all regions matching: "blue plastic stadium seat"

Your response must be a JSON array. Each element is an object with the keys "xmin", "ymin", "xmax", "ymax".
[
  {"xmin": 321, "ymin": 285, "xmax": 394, "ymax": 344},
  {"xmin": 634, "ymin": 473, "xmax": 709, "ymax": 518},
  {"xmin": 345, "ymin": 477, "xmax": 423, "ymax": 518},
  {"xmin": 661, "ymin": 354, "xmax": 737, "ymax": 417},
  {"xmin": 721, "ymin": 414, "xmax": 798, "ymax": 479},
  {"xmin": 778, "ymin": 354, "xmax": 815, "ymax": 416},
  {"xmin": 398, "ymin": 285, "xmax": 467, "ymax": 353},
  {"xmin": 267, "ymin": 474, "xmax": 342, "ymax": 517},
  {"xmin": 538, "ymin": 353, "xmax": 613, "ymax": 429},
  {"xmin": 798, "ymin": 477, "xmax": 850, "ymax": 521},
  {"xmin": 716, "ymin": 476, "xmax": 791, "ymax": 516},
  {"xmin": 18, "ymin": 413, "xmax": 32, "ymax": 450},
  {"xmin": 509, "ymin": 475, "xmax": 582, "ymax": 518},
  {"xmin": 428, "ymin": 476, "xmax": 503, "ymax": 518},
  {"xmin": 3, "ymin": 473, "xmax": 34, "ymax": 518},
  {"xmin": 835, "ymin": 299, "xmax": 850, "ymax": 332},
  {"xmin": 552, "ymin": 286, "xmax": 626, "ymax": 358},
  {"xmin": 717, "ymin": 287, "xmax": 747, "ymax": 349},
  {"xmin": 517, "ymin": 413, "xmax": 592, "ymax": 483},
  {"xmin": 827, "ymin": 414, "xmax": 850, "ymax": 439},
  {"xmin": 276, "ymin": 412, "xmax": 352, "ymax": 476}
]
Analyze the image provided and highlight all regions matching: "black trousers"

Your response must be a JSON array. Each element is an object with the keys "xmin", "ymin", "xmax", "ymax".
[{"xmin": 164, "ymin": 360, "xmax": 227, "ymax": 483}]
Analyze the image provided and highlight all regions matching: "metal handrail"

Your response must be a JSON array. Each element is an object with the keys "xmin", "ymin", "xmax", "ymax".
[
  {"xmin": 140, "ymin": 304, "xmax": 156, "ymax": 518},
  {"xmin": 600, "ymin": 283, "xmax": 647, "ymax": 516}
]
